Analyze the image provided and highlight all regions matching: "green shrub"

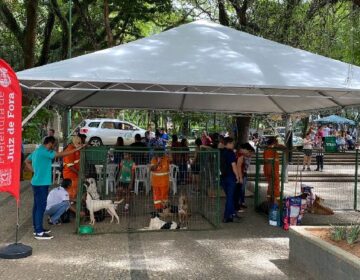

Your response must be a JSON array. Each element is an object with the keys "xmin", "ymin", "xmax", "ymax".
[
  {"xmin": 330, "ymin": 225, "xmax": 347, "ymax": 242},
  {"xmin": 330, "ymin": 223, "xmax": 360, "ymax": 245},
  {"xmin": 346, "ymin": 224, "xmax": 360, "ymax": 245}
]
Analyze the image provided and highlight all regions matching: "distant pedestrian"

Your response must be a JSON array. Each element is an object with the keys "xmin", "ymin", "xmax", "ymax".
[
  {"xmin": 160, "ymin": 128, "xmax": 169, "ymax": 148},
  {"xmin": 148, "ymin": 129, "xmax": 165, "ymax": 150},
  {"xmin": 314, "ymin": 136, "xmax": 324, "ymax": 172},
  {"xmin": 201, "ymin": 130, "xmax": 212, "ymax": 146},
  {"xmin": 130, "ymin": 134, "xmax": 147, "ymax": 165},
  {"xmin": 302, "ymin": 133, "xmax": 313, "ymax": 171}
]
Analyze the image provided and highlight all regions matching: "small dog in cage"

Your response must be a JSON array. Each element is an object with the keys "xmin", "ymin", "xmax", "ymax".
[
  {"xmin": 84, "ymin": 178, "xmax": 124, "ymax": 225},
  {"xmin": 178, "ymin": 194, "xmax": 189, "ymax": 227}
]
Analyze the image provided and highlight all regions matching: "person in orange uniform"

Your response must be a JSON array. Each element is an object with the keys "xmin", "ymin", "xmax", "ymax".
[
  {"xmin": 63, "ymin": 136, "xmax": 82, "ymax": 201},
  {"xmin": 263, "ymin": 137, "xmax": 285, "ymax": 204},
  {"xmin": 150, "ymin": 150, "xmax": 170, "ymax": 210}
]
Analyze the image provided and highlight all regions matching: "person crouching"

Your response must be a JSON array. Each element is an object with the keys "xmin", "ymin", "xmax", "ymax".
[{"xmin": 45, "ymin": 179, "xmax": 72, "ymax": 225}]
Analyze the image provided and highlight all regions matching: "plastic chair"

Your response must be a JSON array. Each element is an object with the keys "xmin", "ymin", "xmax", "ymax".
[
  {"xmin": 55, "ymin": 170, "xmax": 62, "ymax": 185},
  {"xmin": 106, "ymin": 164, "xmax": 118, "ymax": 195},
  {"xmin": 134, "ymin": 165, "xmax": 150, "ymax": 195},
  {"xmin": 169, "ymin": 164, "xmax": 179, "ymax": 195}
]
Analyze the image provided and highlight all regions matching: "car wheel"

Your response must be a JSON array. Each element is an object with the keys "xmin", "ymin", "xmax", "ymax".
[{"xmin": 89, "ymin": 137, "xmax": 103, "ymax": 147}]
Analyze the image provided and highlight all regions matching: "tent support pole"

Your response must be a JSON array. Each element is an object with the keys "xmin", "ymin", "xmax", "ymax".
[
  {"xmin": 67, "ymin": 109, "xmax": 72, "ymax": 139},
  {"xmin": 22, "ymin": 90, "xmax": 59, "ymax": 127},
  {"xmin": 284, "ymin": 115, "xmax": 292, "ymax": 183}
]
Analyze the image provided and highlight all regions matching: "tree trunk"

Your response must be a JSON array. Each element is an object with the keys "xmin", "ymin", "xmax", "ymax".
[
  {"xmin": 181, "ymin": 118, "xmax": 189, "ymax": 137},
  {"xmin": 235, "ymin": 116, "xmax": 251, "ymax": 144},
  {"xmin": 302, "ymin": 117, "xmax": 310, "ymax": 138},
  {"xmin": 23, "ymin": 0, "xmax": 39, "ymax": 69},
  {"xmin": 218, "ymin": 0, "xmax": 229, "ymax": 26},
  {"xmin": 38, "ymin": 9, "xmax": 55, "ymax": 66},
  {"xmin": 50, "ymin": 0, "xmax": 69, "ymax": 59},
  {"xmin": 103, "ymin": 0, "xmax": 113, "ymax": 47}
]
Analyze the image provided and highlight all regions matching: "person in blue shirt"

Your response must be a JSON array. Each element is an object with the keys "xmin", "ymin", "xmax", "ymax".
[
  {"xmin": 25, "ymin": 136, "xmax": 84, "ymax": 240},
  {"xmin": 220, "ymin": 137, "xmax": 240, "ymax": 223},
  {"xmin": 148, "ymin": 129, "xmax": 165, "ymax": 150},
  {"xmin": 160, "ymin": 128, "xmax": 169, "ymax": 148}
]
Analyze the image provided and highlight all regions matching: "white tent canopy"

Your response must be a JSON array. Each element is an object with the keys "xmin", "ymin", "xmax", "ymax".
[{"xmin": 17, "ymin": 20, "xmax": 360, "ymax": 114}]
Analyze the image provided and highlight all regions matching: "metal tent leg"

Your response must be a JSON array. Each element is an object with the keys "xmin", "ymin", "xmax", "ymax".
[{"xmin": 22, "ymin": 90, "xmax": 59, "ymax": 127}]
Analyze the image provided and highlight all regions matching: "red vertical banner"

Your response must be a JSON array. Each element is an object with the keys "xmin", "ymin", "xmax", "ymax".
[{"xmin": 0, "ymin": 59, "xmax": 22, "ymax": 203}]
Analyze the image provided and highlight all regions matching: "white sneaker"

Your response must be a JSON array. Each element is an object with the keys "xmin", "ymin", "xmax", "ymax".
[
  {"xmin": 34, "ymin": 233, "xmax": 54, "ymax": 240},
  {"xmin": 33, "ymin": 229, "xmax": 51, "ymax": 236}
]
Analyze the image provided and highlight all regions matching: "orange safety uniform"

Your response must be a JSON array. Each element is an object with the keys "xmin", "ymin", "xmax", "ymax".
[
  {"xmin": 63, "ymin": 143, "xmax": 80, "ymax": 200},
  {"xmin": 263, "ymin": 147, "xmax": 280, "ymax": 201},
  {"xmin": 151, "ymin": 155, "xmax": 170, "ymax": 210}
]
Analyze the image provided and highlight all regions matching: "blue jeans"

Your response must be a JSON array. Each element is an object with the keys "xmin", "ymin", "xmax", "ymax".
[
  {"xmin": 240, "ymin": 176, "xmax": 247, "ymax": 204},
  {"xmin": 32, "ymin": 185, "xmax": 49, "ymax": 234},
  {"xmin": 45, "ymin": 201, "xmax": 70, "ymax": 224},
  {"xmin": 222, "ymin": 176, "xmax": 236, "ymax": 220}
]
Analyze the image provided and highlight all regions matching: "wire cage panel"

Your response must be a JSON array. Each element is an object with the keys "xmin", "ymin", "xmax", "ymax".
[{"xmin": 75, "ymin": 147, "xmax": 220, "ymax": 234}]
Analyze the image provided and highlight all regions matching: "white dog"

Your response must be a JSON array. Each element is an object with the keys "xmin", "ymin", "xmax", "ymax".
[
  {"xmin": 141, "ymin": 216, "xmax": 178, "ymax": 231},
  {"xmin": 84, "ymin": 178, "xmax": 123, "ymax": 225}
]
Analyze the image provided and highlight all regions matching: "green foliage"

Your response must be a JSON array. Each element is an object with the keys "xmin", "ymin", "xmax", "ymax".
[
  {"xmin": 22, "ymin": 105, "xmax": 53, "ymax": 144},
  {"xmin": 3, "ymin": 1, "xmax": 360, "ymax": 135},
  {"xmin": 330, "ymin": 225, "xmax": 348, "ymax": 242},
  {"xmin": 330, "ymin": 223, "xmax": 360, "ymax": 245},
  {"xmin": 346, "ymin": 224, "xmax": 360, "ymax": 245}
]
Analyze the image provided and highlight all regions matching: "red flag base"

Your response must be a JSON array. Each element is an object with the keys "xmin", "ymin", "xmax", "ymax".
[{"xmin": 0, "ymin": 243, "xmax": 32, "ymax": 259}]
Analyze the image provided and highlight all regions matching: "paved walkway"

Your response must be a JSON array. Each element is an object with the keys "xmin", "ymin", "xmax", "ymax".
[{"xmin": 0, "ymin": 182, "xmax": 312, "ymax": 280}]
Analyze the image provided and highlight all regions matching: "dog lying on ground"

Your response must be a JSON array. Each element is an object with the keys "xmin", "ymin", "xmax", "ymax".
[
  {"xmin": 84, "ymin": 178, "xmax": 124, "ymax": 225},
  {"xmin": 178, "ymin": 194, "xmax": 190, "ymax": 227},
  {"xmin": 308, "ymin": 195, "xmax": 334, "ymax": 215},
  {"xmin": 141, "ymin": 214, "xmax": 179, "ymax": 230},
  {"xmin": 158, "ymin": 202, "xmax": 178, "ymax": 221}
]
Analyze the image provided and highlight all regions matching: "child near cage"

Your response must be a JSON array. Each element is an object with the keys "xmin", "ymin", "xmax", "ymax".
[{"xmin": 116, "ymin": 152, "xmax": 135, "ymax": 212}]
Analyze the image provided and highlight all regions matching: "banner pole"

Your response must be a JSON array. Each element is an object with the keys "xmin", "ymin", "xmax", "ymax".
[
  {"xmin": 0, "ymin": 59, "xmax": 32, "ymax": 259},
  {"xmin": 15, "ymin": 203, "xmax": 19, "ymax": 244}
]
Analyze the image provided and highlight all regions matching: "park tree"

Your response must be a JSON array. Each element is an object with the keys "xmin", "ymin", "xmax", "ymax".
[{"xmin": 2, "ymin": 0, "xmax": 360, "ymax": 141}]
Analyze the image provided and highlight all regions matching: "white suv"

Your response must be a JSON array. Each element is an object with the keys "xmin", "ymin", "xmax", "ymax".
[{"xmin": 78, "ymin": 119, "xmax": 148, "ymax": 146}]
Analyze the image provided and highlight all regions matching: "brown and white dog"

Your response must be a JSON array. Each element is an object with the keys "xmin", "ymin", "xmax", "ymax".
[
  {"xmin": 84, "ymin": 178, "xmax": 124, "ymax": 225},
  {"xmin": 309, "ymin": 195, "xmax": 334, "ymax": 215},
  {"xmin": 178, "ymin": 193, "xmax": 190, "ymax": 227}
]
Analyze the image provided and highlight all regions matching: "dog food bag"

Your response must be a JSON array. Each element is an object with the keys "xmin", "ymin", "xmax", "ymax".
[
  {"xmin": 282, "ymin": 198, "xmax": 290, "ymax": 231},
  {"xmin": 269, "ymin": 204, "xmax": 280, "ymax": 227},
  {"xmin": 289, "ymin": 196, "xmax": 302, "ymax": 226},
  {"xmin": 297, "ymin": 199, "xmax": 308, "ymax": 225}
]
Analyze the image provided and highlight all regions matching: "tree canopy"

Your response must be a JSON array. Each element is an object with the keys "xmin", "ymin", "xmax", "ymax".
[
  {"xmin": 2, "ymin": 0, "xmax": 360, "ymax": 142},
  {"xmin": 1, "ymin": 0, "xmax": 360, "ymax": 71}
]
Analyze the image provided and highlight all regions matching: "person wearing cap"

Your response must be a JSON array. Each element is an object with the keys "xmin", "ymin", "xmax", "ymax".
[{"xmin": 45, "ymin": 179, "xmax": 72, "ymax": 225}]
